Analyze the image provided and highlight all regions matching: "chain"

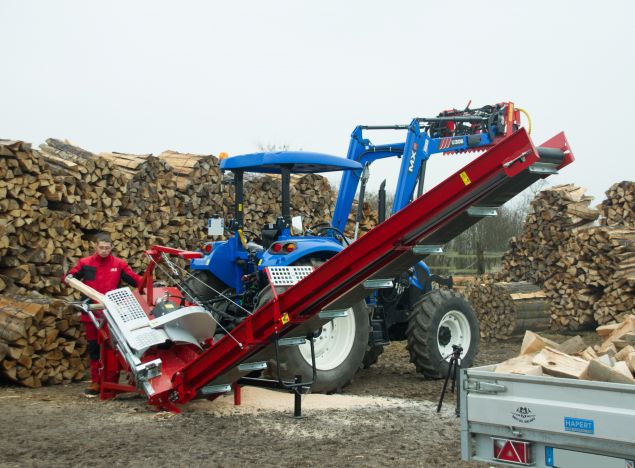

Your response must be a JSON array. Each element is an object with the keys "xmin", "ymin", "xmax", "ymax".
[{"xmin": 146, "ymin": 254, "xmax": 244, "ymax": 349}]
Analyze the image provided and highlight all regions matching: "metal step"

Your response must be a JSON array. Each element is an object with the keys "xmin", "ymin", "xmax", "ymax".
[
  {"xmin": 363, "ymin": 279, "xmax": 394, "ymax": 289},
  {"xmin": 319, "ymin": 309, "xmax": 349, "ymax": 319},
  {"xmin": 277, "ymin": 337, "xmax": 306, "ymax": 347},
  {"xmin": 200, "ymin": 384, "xmax": 232, "ymax": 395},
  {"xmin": 237, "ymin": 361, "xmax": 268, "ymax": 372},
  {"xmin": 411, "ymin": 245, "xmax": 443, "ymax": 255},
  {"xmin": 467, "ymin": 206, "xmax": 498, "ymax": 217}
]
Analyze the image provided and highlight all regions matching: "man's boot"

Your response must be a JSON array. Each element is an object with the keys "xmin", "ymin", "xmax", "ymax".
[{"xmin": 84, "ymin": 382, "xmax": 100, "ymax": 396}]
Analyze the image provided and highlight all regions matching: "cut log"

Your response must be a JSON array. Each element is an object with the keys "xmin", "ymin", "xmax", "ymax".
[
  {"xmin": 587, "ymin": 359, "xmax": 635, "ymax": 384},
  {"xmin": 0, "ymin": 340, "xmax": 8, "ymax": 361},
  {"xmin": 615, "ymin": 345, "xmax": 635, "ymax": 361},
  {"xmin": 558, "ymin": 335, "xmax": 587, "ymax": 355},
  {"xmin": 613, "ymin": 361, "xmax": 634, "ymax": 379},
  {"xmin": 532, "ymin": 347, "xmax": 589, "ymax": 379},
  {"xmin": 495, "ymin": 353, "xmax": 543, "ymax": 376},
  {"xmin": 520, "ymin": 330, "xmax": 562, "ymax": 355},
  {"xmin": 599, "ymin": 316, "xmax": 635, "ymax": 353}
]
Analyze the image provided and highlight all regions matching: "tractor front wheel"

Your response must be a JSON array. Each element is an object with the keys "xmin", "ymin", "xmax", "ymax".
[
  {"xmin": 406, "ymin": 289, "xmax": 479, "ymax": 378},
  {"xmin": 257, "ymin": 286, "xmax": 369, "ymax": 393}
]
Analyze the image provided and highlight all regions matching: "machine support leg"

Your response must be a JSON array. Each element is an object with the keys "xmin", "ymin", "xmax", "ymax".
[
  {"xmin": 293, "ymin": 375, "xmax": 303, "ymax": 419},
  {"xmin": 233, "ymin": 383, "xmax": 241, "ymax": 406}
]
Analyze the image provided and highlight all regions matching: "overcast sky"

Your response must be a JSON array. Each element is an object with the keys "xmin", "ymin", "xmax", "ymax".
[{"xmin": 2, "ymin": 0, "xmax": 634, "ymax": 205}]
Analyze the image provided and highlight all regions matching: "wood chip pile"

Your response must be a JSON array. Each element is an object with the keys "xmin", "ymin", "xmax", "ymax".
[
  {"xmin": 494, "ymin": 316, "xmax": 635, "ymax": 384},
  {"xmin": 500, "ymin": 183, "xmax": 635, "ymax": 330},
  {"xmin": 0, "ymin": 295, "xmax": 87, "ymax": 388}
]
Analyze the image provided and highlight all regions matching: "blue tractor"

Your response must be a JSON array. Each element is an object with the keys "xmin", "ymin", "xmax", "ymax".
[
  {"xmin": 185, "ymin": 102, "xmax": 529, "ymax": 391},
  {"xmin": 184, "ymin": 151, "xmax": 371, "ymax": 393}
]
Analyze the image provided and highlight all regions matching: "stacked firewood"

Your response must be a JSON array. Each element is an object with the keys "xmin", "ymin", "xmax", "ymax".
[
  {"xmin": 500, "ymin": 183, "xmax": 635, "ymax": 331},
  {"xmin": 466, "ymin": 280, "xmax": 550, "ymax": 340},
  {"xmin": 502, "ymin": 185, "xmax": 600, "ymax": 284},
  {"xmin": 500, "ymin": 185, "xmax": 600, "ymax": 330},
  {"xmin": 591, "ymin": 228, "xmax": 635, "ymax": 325},
  {"xmin": 494, "ymin": 316, "xmax": 635, "ymax": 384},
  {"xmin": 0, "ymin": 139, "xmax": 354, "ymax": 295},
  {"xmin": 158, "ymin": 150, "xmax": 222, "ymax": 197},
  {"xmin": 344, "ymin": 200, "xmax": 379, "ymax": 239},
  {"xmin": 0, "ymin": 295, "xmax": 87, "ymax": 388},
  {"xmin": 40, "ymin": 139, "xmax": 130, "ymax": 227},
  {"xmin": 0, "ymin": 140, "xmax": 84, "ymax": 296},
  {"xmin": 600, "ymin": 181, "xmax": 635, "ymax": 228}
]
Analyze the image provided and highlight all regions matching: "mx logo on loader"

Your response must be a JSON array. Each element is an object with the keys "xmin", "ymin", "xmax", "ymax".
[{"xmin": 408, "ymin": 143, "xmax": 418, "ymax": 173}]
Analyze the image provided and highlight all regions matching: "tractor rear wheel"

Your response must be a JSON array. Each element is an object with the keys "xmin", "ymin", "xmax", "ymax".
[
  {"xmin": 182, "ymin": 270, "xmax": 226, "ymax": 303},
  {"xmin": 406, "ymin": 289, "xmax": 479, "ymax": 378}
]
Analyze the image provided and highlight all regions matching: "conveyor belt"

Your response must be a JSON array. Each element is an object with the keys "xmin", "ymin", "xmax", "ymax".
[{"xmin": 145, "ymin": 129, "xmax": 573, "ymax": 411}]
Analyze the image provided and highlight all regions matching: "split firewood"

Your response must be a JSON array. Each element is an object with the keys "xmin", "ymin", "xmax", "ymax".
[
  {"xmin": 587, "ymin": 359, "xmax": 635, "ymax": 384},
  {"xmin": 500, "ymin": 183, "xmax": 635, "ymax": 331},
  {"xmin": 497, "ymin": 315, "xmax": 635, "ymax": 382},
  {"xmin": 467, "ymin": 281, "xmax": 550, "ymax": 340},
  {"xmin": 494, "ymin": 353, "xmax": 543, "ymax": 376},
  {"xmin": 0, "ymin": 295, "xmax": 87, "ymax": 387},
  {"xmin": 599, "ymin": 181, "xmax": 635, "ymax": 228},
  {"xmin": 520, "ymin": 330, "xmax": 562, "ymax": 355},
  {"xmin": 531, "ymin": 347, "xmax": 589, "ymax": 379}
]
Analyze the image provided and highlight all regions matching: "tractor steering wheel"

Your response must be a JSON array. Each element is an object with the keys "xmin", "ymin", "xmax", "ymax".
[{"xmin": 310, "ymin": 224, "xmax": 350, "ymax": 246}]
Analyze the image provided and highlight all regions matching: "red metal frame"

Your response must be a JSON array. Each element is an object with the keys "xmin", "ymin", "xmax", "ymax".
[
  {"xmin": 138, "ymin": 245, "xmax": 202, "ymax": 306},
  {"xmin": 137, "ymin": 128, "xmax": 573, "ymax": 411}
]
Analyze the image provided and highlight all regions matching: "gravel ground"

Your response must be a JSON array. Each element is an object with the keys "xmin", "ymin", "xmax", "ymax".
[{"xmin": 0, "ymin": 331, "xmax": 595, "ymax": 467}]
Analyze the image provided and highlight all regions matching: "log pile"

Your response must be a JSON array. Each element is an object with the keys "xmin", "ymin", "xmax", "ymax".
[
  {"xmin": 591, "ymin": 228, "xmax": 635, "ymax": 325},
  {"xmin": 500, "ymin": 185, "xmax": 600, "ymax": 330},
  {"xmin": 600, "ymin": 181, "xmax": 635, "ymax": 228},
  {"xmin": 502, "ymin": 185, "xmax": 600, "ymax": 285},
  {"xmin": 0, "ymin": 295, "xmax": 87, "ymax": 387},
  {"xmin": 344, "ymin": 200, "xmax": 379, "ymax": 239},
  {"xmin": 0, "ymin": 139, "xmax": 87, "ymax": 297},
  {"xmin": 0, "ymin": 139, "xmax": 355, "ymax": 295},
  {"xmin": 466, "ymin": 280, "xmax": 550, "ymax": 340},
  {"xmin": 493, "ymin": 316, "xmax": 635, "ymax": 384}
]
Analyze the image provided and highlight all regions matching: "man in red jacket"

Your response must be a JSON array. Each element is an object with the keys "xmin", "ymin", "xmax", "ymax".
[{"xmin": 64, "ymin": 233, "xmax": 142, "ymax": 396}]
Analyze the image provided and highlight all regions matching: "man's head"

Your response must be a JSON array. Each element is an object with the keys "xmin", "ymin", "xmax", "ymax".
[{"xmin": 93, "ymin": 233, "xmax": 113, "ymax": 258}]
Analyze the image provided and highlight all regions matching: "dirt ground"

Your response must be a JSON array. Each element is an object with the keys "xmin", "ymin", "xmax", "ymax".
[{"xmin": 0, "ymin": 331, "xmax": 594, "ymax": 467}]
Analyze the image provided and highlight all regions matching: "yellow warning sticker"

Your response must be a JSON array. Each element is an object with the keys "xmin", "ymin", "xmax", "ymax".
[
  {"xmin": 460, "ymin": 171, "xmax": 471, "ymax": 186},
  {"xmin": 281, "ymin": 313, "xmax": 290, "ymax": 325}
]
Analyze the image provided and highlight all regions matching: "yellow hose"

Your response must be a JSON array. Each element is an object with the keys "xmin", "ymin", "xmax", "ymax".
[{"xmin": 517, "ymin": 108, "xmax": 532, "ymax": 135}]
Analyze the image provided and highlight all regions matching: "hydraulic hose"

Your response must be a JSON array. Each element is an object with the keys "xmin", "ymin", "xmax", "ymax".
[{"xmin": 517, "ymin": 108, "xmax": 532, "ymax": 135}]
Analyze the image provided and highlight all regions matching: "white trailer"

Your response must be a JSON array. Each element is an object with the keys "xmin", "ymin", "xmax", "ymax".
[{"xmin": 460, "ymin": 365, "xmax": 635, "ymax": 467}]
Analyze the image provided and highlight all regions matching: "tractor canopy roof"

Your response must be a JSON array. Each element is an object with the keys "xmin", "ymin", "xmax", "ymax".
[{"xmin": 220, "ymin": 151, "xmax": 362, "ymax": 174}]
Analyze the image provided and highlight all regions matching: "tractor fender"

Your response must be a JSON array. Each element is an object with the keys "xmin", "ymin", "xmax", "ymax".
[
  {"xmin": 188, "ymin": 238, "xmax": 250, "ymax": 290},
  {"xmin": 258, "ymin": 238, "xmax": 343, "ymax": 268}
]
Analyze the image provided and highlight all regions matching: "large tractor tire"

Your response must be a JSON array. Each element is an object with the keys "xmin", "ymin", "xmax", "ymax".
[
  {"xmin": 406, "ymin": 289, "xmax": 479, "ymax": 378},
  {"xmin": 182, "ymin": 270, "xmax": 226, "ymax": 303},
  {"xmin": 257, "ymin": 287, "xmax": 370, "ymax": 393}
]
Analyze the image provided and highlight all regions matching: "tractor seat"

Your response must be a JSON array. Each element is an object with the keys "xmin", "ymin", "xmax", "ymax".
[{"xmin": 260, "ymin": 225, "xmax": 281, "ymax": 249}]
